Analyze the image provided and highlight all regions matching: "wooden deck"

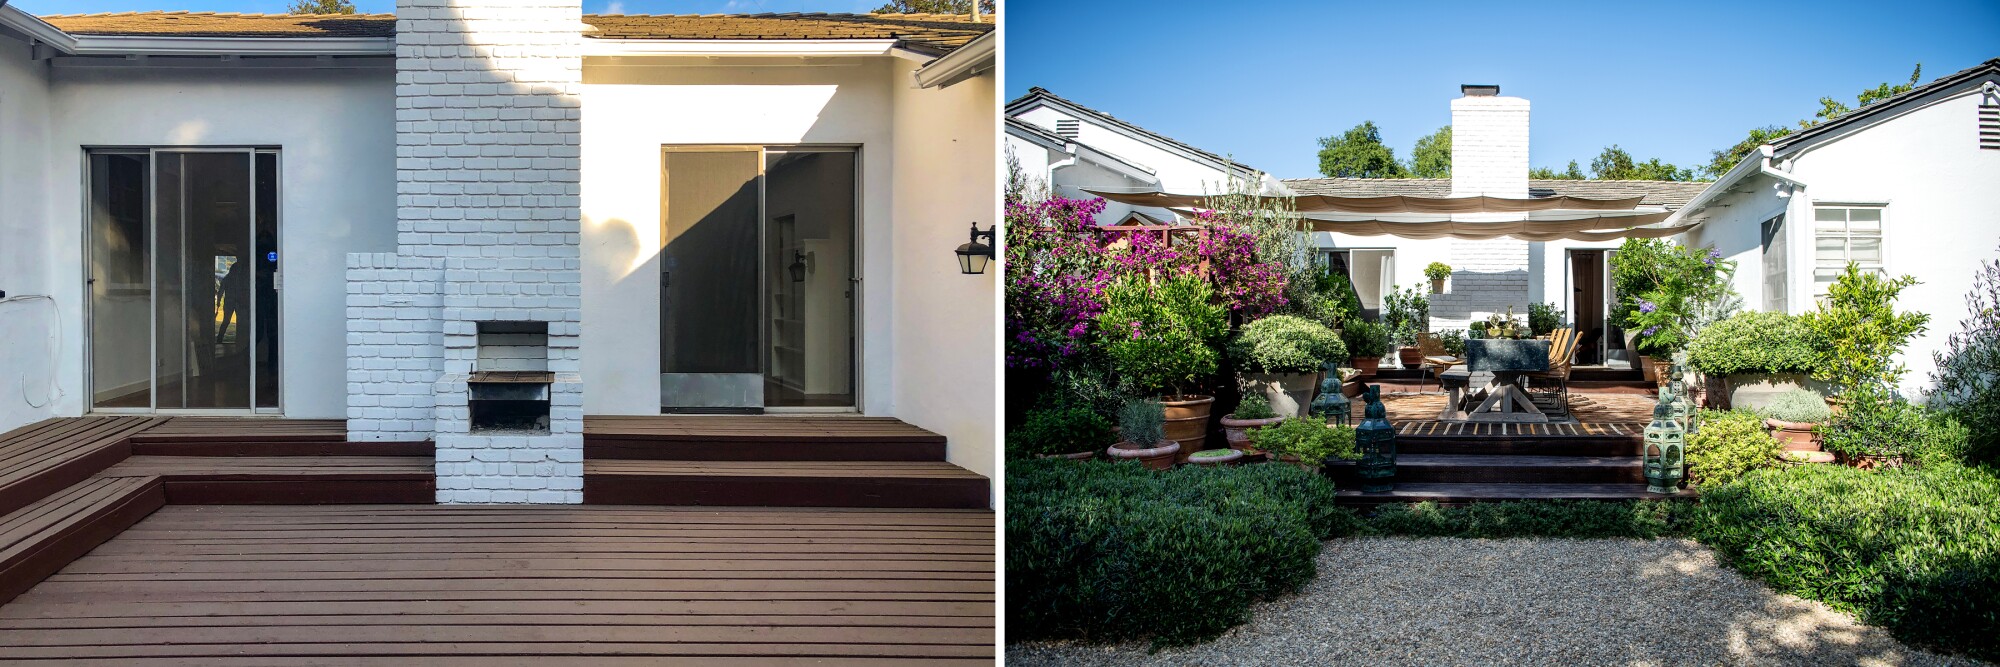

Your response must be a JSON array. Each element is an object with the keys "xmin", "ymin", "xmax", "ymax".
[
  {"xmin": 0, "ymin": 504, "xmax": 995, "ymax": 665},
  {"xmin": 585, "ymin": 415, "xmax": 948, "ymax": 461},
  {"xmin": 0, "ymin": 417, "xmax": 163, "ymax": 517}
]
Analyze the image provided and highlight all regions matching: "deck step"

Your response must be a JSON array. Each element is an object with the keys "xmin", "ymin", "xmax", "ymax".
[
  {"xmin": 1334, "ymin": 482, "xmax": 1693, "ymax": 506},
  {"xmin": 584, "ymin": 416, "xmax": 946, "ymax": 462},
  {"xmin": 584, "ymin": 460, "xmax": 989, "ymax": 509},
  {"xmin": 1400, "ymin": 434, "xmax": 1644, "ymax": 457},
  {"xmin": 94, "ymin": 456, "xmax": 435, "ymax": 504},
  {"xmin": 585, "ymin": 439, "xmax": 945, "ymax": 462},
  {"xmin": 0, "ymin": 417, "xmax": 162, "ymax": 517},
  {"xmin": 1327, "ymin": 454, "xmax": 1644, "ymax": 485},
  {"xmin": 0, "ymin": 476, "xmax": 164, "ymax": 605}
]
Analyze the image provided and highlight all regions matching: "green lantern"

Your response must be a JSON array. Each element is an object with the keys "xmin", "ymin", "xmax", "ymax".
[
  {"xmin": 1354, "ymin": 384, "xmax": 1396, "ymax": 493},
  {"xmin": 1310, "ymin": 373, "xmax": 1351, "ymax": 426},
  {"xmin": 1642, "ymin": 398, "xmax": 1685, "ymax": 494}
]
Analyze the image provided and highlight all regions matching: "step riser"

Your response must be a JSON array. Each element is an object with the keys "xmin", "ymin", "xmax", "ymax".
[
  {"xmin": 158, "ymin": 479, "xmax": 437, "ymax": 505},
  {"xmin": 131, "ymin": 441, "xmax": 434, "ymax": 457},
  {"xmin": 0, "ymin": 479, "xmax": 164, "ymax": 606},
  {"xmin": 1328, "ymin": 464, "xmax": 1644, "ymax": 485},
  {"xmin": 584, "ymin": 439, "xmax": 946, "ymax": 462},
  {"xmin": 1400, "ymin": 438, "xmax": 1644, "ymax": 457},
  {"xmin": 584, "ymin": 475, "xmax": 988, "ymax": 509}
]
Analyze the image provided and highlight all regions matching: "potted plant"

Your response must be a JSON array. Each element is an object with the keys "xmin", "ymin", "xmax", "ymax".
[
  {"xmin": 1687, "ymin": 311, "xmax": 1830, "ymax": 411},
  {"xmin": 1528, "ymin": 302, "xmax": 1563, "ymax": 338},
  {"xmin": 1819, "ymin": 384, "xmax": 1933, "ymax": 470},
  {"xmin": 1009, "ymin": 405, "xmax": 1114, "ymax": 460},
  {"xmin": 1424, "ymin": 262, "xmax": 1451, "ymax": 294},
  {"xmin": 1106, "ymin": 398, "xmax": 1179, "ymax": 470},
  {"xmin": 1340, "ymin": 320, "xmax": 1392, "ymax": 376},
  {"xmin": 1187, "ymin": 448, "xmax": 1243, "ymax": 467},
  {"xmin": 1097, "ymin": 275, "xmax": 1228, "ymax": 461},
  {"xmin": 1393, "ymin": 325, "xmax": 1424, "ymax": 369},
  {"xmin": 1760, "ymin": 389, "xmax": 1832, "ymax": 451},
  {"xmin": 1221, "ymin": 392, "xmax": 1283, "ymax": 461},
  {"xmin": 1439, "ymin": 329, "xmax": 1466, "ymax": 357},
  {"xmin": 1482, "ymin": 310, "xmax": 1522, "ymax": 339},
  {"xmin": 1247, "ymin": 415, "xmax": 1359, "ymax": 471},
  {"xmin": 1383, "ymin": 286, "xmax": 1430, "ymax": 368},
  {"xmin": 1230, "ymin": 315, "xmax": 1345, "ymax": 418}
]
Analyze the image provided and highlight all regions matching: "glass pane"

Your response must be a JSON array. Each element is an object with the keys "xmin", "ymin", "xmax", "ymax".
[
  {"xmin": 1849, "ymin": 236, "xmax": 1882, "ymax": 262},
  {"xmin": 1814, "ymin": 207, "xmax": 1846, "ymax": 228},
  {"xmin": 1814, "ymin": 235, "xmax": 1846, "ymax": 261},
  {"xmin": 661, "ymin": 149, "xmax": 762, "ymax": 410},
  {"xmin": 1849, "ymin": 208, "xmax": 1881, "ymax": 230},
  {"xmin": 88, "ymin": 153, "xmax": 153, "ymax": 409},
  {"xmin": 764, "ymin": 150, "xmax": 856, "ymax": 408},
  {"xmin": 255, "ymin": 153, "xmax": 281, "ymax": 408},
  {"xmin": 154, "ymin": 154, "xmax": 186, "ymax": 408},
  {"xmin": 159, "ymin": 152, "xmax": 252, "ymax": 409}
]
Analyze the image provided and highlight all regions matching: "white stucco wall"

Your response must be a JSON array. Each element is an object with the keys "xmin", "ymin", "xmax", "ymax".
[
  {"xmin": 891, "ymin": 58, "xmax": 996, "ymax": 485},
  {"xmin": 2, "ymin": 62, "xmax": 396, "ymax": 427},
  {"xmin": 1687, "ymin": 76, "xmax": 2000, "ymax": 396},
  {"xmin": 578, "ymin": 58, "xmax": 897, "ymax": 417},
  {"xmin": 0, "ymin": 36, "xmax": 57, "ymax": 433}
]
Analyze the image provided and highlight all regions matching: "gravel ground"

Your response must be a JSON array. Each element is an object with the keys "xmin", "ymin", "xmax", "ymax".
[{"xmin": 1008, "ymin": 538, "xmax": 1986, "ymax": 667}]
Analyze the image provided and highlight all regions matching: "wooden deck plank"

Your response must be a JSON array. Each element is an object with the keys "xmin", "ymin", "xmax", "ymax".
[{"xmin": 0, "ymin": 417, "xmax": 161, "ymax": 517}]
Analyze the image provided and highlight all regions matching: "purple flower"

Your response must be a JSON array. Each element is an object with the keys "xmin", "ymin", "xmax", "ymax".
[
  {"xmin": 1638, "ymin": 299, "xmax": 1657, "ymax": 314},
  {"xmin": 1704, "ymin": 248, "xmax": 1721, "ymax": 267},
  {"xmin": 1641, "ymin": 326, "xmax": 1660, "ymax": 336}
]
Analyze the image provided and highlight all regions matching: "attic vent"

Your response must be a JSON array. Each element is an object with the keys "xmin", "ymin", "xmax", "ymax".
[
  {"xmin": 1981, "ymin": 100, "xmax": 2000, "ymax": 150},
  {"xmin": 1055, "ymin": 119, "xmax": 1080, "ymax": 139}
]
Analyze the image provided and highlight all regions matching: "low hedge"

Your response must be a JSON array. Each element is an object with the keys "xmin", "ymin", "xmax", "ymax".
[
  {"xmin": 1005, "ymin": 459, "xmax": 1343, "ymax": 648},
  {"xmin": 1689, "ymin": 464, "xmax": 2000, "ymax": 660},
  {"xmin": 1231, "ymin": 315, "xmax": 1346, "ymax": 373},
  {"xmin": 1686, "ymin": 310, "xmax": 1825, "ymax": 376},
  {"xmin": 1685, "ymin": 410, "xmax": 1781, "ymax": 488},
  {"xmin": 1006, "ymin": 404, "xmax": 1113, "ymax": 458},
  {"xmin": 1352, "ymin": 500, "xmax": 1687, "ymax": 539}
]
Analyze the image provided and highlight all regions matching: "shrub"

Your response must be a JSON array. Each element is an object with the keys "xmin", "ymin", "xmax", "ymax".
[
  {"xmin": 1341, "ymin": 319, "xmax": 1393, "ymax": 359},
  {"xmin": 1096, "ymin": 274, "xmax": 1228, "ymax": 396},
  {"xmin": 1687, "ymin": 311, "xmax": 1826, "ymax": 376},
  {"xmin": 1610, "ymin": 238, "xmax": 1739, "ymax": 356},
  {"xmin": 1820, "ymin": 385, "xmax": 1967, "ymax": 463},
  {"xmin": 1685, "ymin": 410, "xmax": 1780, "ymax": 488},
  {"xmin": 1804, "ymin": 263, "xmax": 1928, "ymax": 392},
  {"xmin": 1232, "ymin": 392, "xmax": 1276, "ymax": 420},
  {"xmin": 1761, "ymin": 389, "xmax": 1831, "ymax": 424},
  {"xmin": 1117, "ymin": 398, "xmax": 1166, "ymax": 445},
  {"xmin": 1249, "ymin": 416, "xmax": 1358, "ymax": 462},
  {"xmin": 1439, "ymin": 329, "xmax": 1466, "ymax": 356},
  {"xmin": 1008, "ymin": 405, "xmax": 1114, "ymax": 458},
  {"xmin": 1424, "ymin": 262, "xmax": 1452, "ymax": 282},
  {"xmin": 1230, "ymin": 315, "xmax": 1347, "ymax": 373},
  {"xmin": 1689, "ymin": 464, "xmax": 2000, "ymax": 660},
  {"xmin": 1528, "ymin": 302, "xmax": 1564, "ymax": 337},
  {"xmin": 1930, "ymin": 246, "xmax": 2000, "ymax": 467},
  {"xmin": 1364, "ymin": 500, "xmax": 1685, "ymax": 539},
  {"xmin": 1382, "ymin": 285, "xmax": 1429, "ymax": 333},
  {"xmin": 1005, "ymin": 459, "xmax": 1339, "ymax": 647}
]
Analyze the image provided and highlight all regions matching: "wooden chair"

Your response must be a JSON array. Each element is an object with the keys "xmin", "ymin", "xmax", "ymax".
[
  {"xmin": 1522, "ymin": 328, "xmax": 1577, "ymax": 416},
  {"xmin": 1416, "ymin": 332, "xmax": 1460, "ymax": 394}
]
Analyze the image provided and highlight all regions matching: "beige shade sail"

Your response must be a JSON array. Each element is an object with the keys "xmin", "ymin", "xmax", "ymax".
[{"xmin": 1083, "ymin": 188, "xmax": 1645, "ymax": 214}]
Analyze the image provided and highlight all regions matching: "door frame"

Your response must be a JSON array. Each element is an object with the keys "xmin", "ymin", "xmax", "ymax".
[
  {"xmin": 81, "ymin": 146, "xmax": 284, "ymax": 416},
  {"xmin": 656, "ymin": 144, "xmax": 862, "ymax": 414}
]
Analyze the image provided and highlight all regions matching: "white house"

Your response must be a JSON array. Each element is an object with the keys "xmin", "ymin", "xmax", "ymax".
[
  {"xmin": 0, "ymin": 3, "xmax": 996, "ymax": 501},
  {"xmin": 1676, "ymin": 57, "xmax": 2000, "ymax": 397}
]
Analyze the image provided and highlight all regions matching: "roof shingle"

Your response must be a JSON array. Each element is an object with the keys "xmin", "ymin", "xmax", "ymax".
[
  {"xmin": 40, "ymin": 11, "xmax": 395, "ymax": 38},
  {"xmin": 1281, "ymin": 177, "xmax": 1713, "ymax": 210}
]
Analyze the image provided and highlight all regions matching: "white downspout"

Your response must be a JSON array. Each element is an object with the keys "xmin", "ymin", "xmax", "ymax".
[
  {"xmin": 1047, "ymin": 143, "xmax": 1077, "ymax": 189},
  {"xmin": 1758, "ymin": 155, "xmax": 1807, "ymax": 189}
]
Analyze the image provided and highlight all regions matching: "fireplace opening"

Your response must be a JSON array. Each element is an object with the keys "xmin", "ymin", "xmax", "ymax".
[{"xmin": 469, "ymin": 321, "xmax": 552, "ymax": 434}]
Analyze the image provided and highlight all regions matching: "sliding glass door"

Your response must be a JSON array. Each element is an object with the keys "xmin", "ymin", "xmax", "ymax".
[
  {"xmin": 659, "ymin": 146, "xmax": 856, "ymax": 413},
  {"xmin": 87, "ymin": 148, "xmax": 280, "ymax": 412}
]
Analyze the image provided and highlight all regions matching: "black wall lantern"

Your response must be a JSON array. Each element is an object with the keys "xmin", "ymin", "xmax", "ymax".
[
  {"xmin": 956, "ymin": 223, "xmax": 995, "ymax": 275},
  {"xmin": 788, "ymin": 250, "xmax": 808, "ymax": 282}
]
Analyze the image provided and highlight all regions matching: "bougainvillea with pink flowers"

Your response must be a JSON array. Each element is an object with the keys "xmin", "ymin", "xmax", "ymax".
[{"xmin": 1105, "ymin": 211, "xmax": 1288, "ymax": 319}]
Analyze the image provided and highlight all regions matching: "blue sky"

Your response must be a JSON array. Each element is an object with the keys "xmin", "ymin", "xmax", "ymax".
[
  {"xmin": 1008, "ymin": 0, "xmax": 2000, "ymax": 179},
  {"xmin": 10, "ymin": 1, "xmax": 880, "ymax": 15}
]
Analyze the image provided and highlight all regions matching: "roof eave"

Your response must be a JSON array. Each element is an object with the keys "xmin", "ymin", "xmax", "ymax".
[
  {"xmin": 0, "ymin": 5, "xmax": 78, "ymax": 53},
  {"xmin": 1664, "ymin": 145, "xmax": 1774, "ymax": 226},
  {"xmin": 580, "ymin": 38, "xmax": 897, "ymax": 57},
  {"xmin": 910, "ymin": 30, "xmax": 991, "ymax": 89},
  {"xmin": 66, "ymin": 34, "xmax": 393, "ymax": 56},
  {"xmin": 1006, "ymin": 87, "xmax": 1262, "ymax": 177}
]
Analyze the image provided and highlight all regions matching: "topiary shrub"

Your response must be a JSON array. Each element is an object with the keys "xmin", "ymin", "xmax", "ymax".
[
  {"xmin": 1687, "ymin": 311, "xmax": 1826, "ymax": 376},
  {"xmin": 1007, "ymin": 405, "xmax": 1113, "ymax": 458},
  {"xmin": 1424, "ymin": 262, "xmax": 1452, "ymax": 282},
  {"xmin": 1005, "ymin": 459, "xmax": 1341, "ymax": 648},
  {"xmin": 1230, "ymin": 315, "xmax": 1347, "ymax": 373},
  {"xmin": 1685, "ymin": 410, "xmax": 1780, "ymax": 488},
  {"xmin": 1248, "ymin": 416, "xmax": 1358, "ymax": 463},
  {"xmin": 1761, "ymin": 389, "xmax": 1832, "ymax": 424},
  {"xmin": 1689, "ymin": 464, "xmax": 2000, "ymax": 660}
]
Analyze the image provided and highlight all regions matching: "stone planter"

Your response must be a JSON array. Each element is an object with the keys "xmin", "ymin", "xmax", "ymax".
[
  {"xmin": 1187, "ymin": 448, "xmax": 1243, "ymax": 467},
  {"xmin": 1160, "ymin": 395, "xmax": 1214, "ymax": 462},
  {"xmin": 1035, "ymin": 450, "xmax": 1097, "ymax": 461},
  {"xmin": 1349, "ymin": 357, "xmax": 1380, "ymax": 376},
  {"xmin": 1106, "ymin": 439, "xmax": 1180, "ymax": 470},
  {"xmin": 1220, "ymin": 413, "xmax": 1284, "ymax": 449},
  {"xmin": 1764, "ymin": 418, "xmax": 1821, "ymax": 452},
  {"xmin": 1726, "ymin": 373, "xmax": 1828, "ymax": 412},
  {"xmin": 1239, "ymin": 371, "xmax": 1319, "ymax": 419},
  {"xmin": 1397, "ymin": 346, "xmax": 1422, "ymax": 370}
]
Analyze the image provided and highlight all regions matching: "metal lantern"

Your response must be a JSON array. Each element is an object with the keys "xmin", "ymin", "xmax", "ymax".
[
  {"xmin": 1642, "ymin": 398, "xmax": 1686, "ymax": 494},
  {"xmin": 1665, "ymin": 356, "xmax": 1698, "ymax": 437},
  {"xmin": 1354, "ymin": 384, "xmax": 1397, "ymax": 493},
  {"xmin": 1310, "ymin": 373, "xmax": 1351, "ymax": 426}
]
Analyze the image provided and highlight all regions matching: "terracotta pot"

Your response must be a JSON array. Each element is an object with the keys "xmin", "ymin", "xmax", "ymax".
[
  {"xmin": 1397, "ymin": 346, "xmax": 1422, "ymax": 370},
  {"xmin": 1220, "ymin": 413, "xmax": 1284, "ymax": 449},
  {"xmin": 1349, "ymin": 357, "xmax": 1380, "ymax": 377},
  {"xmin": 1639, "ymin": 355, "xmax": 1659, "ymax": 382},
  {"xmin": 1159, "ymin": 395, "xmax": 1214, "ymax": 462},
  {"xmin": 1229, "ymin": 445, "xmax": 1270, "ymax": 463},
  {"xmin": 1035, "ymin": 450, "xmax": 1097, "ymax": 461},
  {"xmin": 1342, "ymin": 380, "xmax": 1365, "ymax": 398},
  {"xmin": 1106, "ymin": 440, "xmax": 1180, "ymax": 470},
  {"xmin": 1430, "ymin": 278, "xmax": 1446, "ymax": 294},
  {"xmin": 1187, "ymin": 448, "xmax": 1243, "ymax": 467},
  {"xmin": 1764, "ymin": 418, "xmax": 1821, "ymax": 452}
]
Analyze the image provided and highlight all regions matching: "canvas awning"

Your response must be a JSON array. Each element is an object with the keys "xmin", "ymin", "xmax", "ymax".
[
  {"xmin": 1087, "ymin": 187, "xmax": 1700, "ymax": 242},
  {"xmin": 1083, "ymin": 189, "xmax": 1644, "ymax": 214}
]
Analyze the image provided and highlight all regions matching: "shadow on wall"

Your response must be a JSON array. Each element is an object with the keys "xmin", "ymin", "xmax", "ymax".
[
  {"xmin": 0, "ymin": 296, "xmax": 62, "ymax": 430},
  {"xmin": 1428, "ymin": 268, "xmax": 1532, "ymax": 330}
]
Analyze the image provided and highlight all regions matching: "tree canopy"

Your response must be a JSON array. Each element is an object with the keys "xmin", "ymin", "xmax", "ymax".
[
  {"xmin": 1407, "ymin": 125, "xmax": 1451, "ymax": 178},
  {"xmin": 1315, "ymin": 121, "xmax": 1409, "ymax": 178},
  {"xmin": 873, "ymin": 0, "xmax": 995, "ymax": 12},
  {"xmin": 1529, "ymin": 160, "xmax": 1585, "ymax": 180},
  {"xmin": 1702, "ymin": 64, "xmax": 1922, "ymax": 179},
  {"xmin": 1589, "ymin": 145, "xmax": 1694, "ymax": 181},
  {"xmin": 287, "ymin": 0, "xmax": 355, "ymax": 14}
]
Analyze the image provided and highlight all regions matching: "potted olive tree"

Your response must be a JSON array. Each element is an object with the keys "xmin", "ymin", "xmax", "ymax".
[
  {"xmin": 1425, "ymin": 262, "xmax": 1452, "ymax": 294},
  {"xmin": 1096, "ymin": 274, "xmax": 1228, "ymax": 461},
  {"xmin": 1230, "ymin": 315, "xmax": 1346, "ymax": 418},
  {"xmin": 1686, "ymin": 311, "xmax": 1829, "ymax": 411},
  {"xmin": 1760, "ymin": 389, "xmax": 1831, "ymax": 452},
  {"xmin": 1106, "ymin": 398, "xmax": 1179, "ymax": 470},
  {"xmin": 1247, "ymin": 415, "xmax": 1359, "ymax": 471},
  {"xmin": 1383, "ymin": 286, "xmax": 1430, "ymax": 369},
  {"xmin": 1008, "ymin": 405, "xmax": 1114, "ymax": 460},
  {"xmin": 1220, "ymin": 393, "xmax": 1282, "ymax": 462},
  {"xmin": 1341, "ymin": 320, "xmax": 1392, "ymax": 377}
]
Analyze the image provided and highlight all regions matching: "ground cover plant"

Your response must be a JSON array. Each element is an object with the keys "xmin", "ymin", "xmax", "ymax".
[
  {"xmin": 1350, "ymin": 500, "xmax": 1687, "ymax": 539},
  {"xmin": 1684, "ymin": 409, "xmax": 1781, "ymax": 488},
  {"xmin": 1007, "ymin": 405, "xmax": 1113, "ymax": 459}
]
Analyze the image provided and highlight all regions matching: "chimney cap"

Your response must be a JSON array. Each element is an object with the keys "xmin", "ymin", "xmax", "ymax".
[{"xmin": 1461, "ymin": 84, "xmax": 1500, "ymax": 96}]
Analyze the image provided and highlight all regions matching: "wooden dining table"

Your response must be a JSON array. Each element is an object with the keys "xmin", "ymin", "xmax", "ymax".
[{"xmin": 1439, "ymin": 339, "xmax": 1552, "ymax": 423}]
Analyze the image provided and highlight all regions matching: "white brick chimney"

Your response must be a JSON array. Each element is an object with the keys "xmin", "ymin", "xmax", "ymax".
[{"xmin": 1449, "ymin": 84, "xmax": 1530, "ymax": 198}]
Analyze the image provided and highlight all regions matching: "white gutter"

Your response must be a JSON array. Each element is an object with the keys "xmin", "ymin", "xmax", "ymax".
[
  {"xmin": 581, "ymin": 38, "xmax": 895, "ymax": 57},
  {"xmin": 1665, "ymin": 144, "xmax": 1806, "ymax": 226},
  {"xmin": 67, "ymin": 35, "xmax": 392, "ymax": 56},
  {"xmin": 910, "ymin": 30, "xmax": 992, "ymax": 89},
  {"xmin": 0, "ymin": 5, "xmax": 77, "ymax": 54}
]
